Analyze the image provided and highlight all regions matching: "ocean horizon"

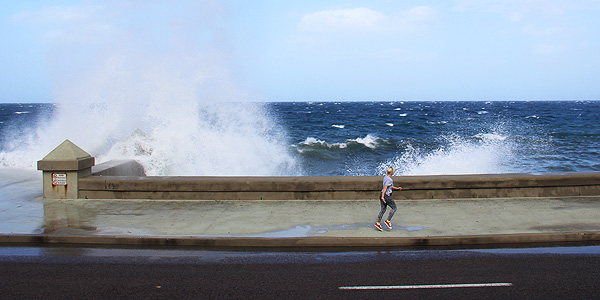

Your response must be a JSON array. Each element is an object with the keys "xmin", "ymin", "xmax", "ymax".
[{"xmin": 1, "ymin": 100, "xmax": 598, "ymax": 177}]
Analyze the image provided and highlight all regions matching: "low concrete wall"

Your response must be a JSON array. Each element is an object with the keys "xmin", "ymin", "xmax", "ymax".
[
  {"xmin": 78, "ymin": 170, "xmax": 600, "ymax": 200},
  {"xmin": 92, "ymin": 160, "xmax": 146, "ymax": 177}
]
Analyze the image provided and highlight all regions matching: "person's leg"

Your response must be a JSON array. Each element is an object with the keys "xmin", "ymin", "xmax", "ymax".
[
  {"xmin": 386, "ymin": 196, "xmax": 397, "ymax": 221},
  {"xmin": 376, "ymin": 192, "xmax": 387, "ymax": 223}
]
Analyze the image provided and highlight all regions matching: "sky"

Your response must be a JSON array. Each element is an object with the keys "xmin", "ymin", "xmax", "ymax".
[{"xmin": 1, "ymin": 0, "xmax": 599, "ymax": 103}]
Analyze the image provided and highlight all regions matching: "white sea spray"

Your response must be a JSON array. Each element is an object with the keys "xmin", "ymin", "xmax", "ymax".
[
  {"xmin": 379, "ymin": 131, "xmax": 514, "ymax": 176},
  {"xmin": 0, "ymin": 2, "xmax": 300, "ymax": 176}
]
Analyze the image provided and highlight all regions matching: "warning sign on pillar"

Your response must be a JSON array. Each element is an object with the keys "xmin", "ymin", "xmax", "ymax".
[{"xmin": 52, "ymin": 173, "xmax": 67, "ymax": 186}]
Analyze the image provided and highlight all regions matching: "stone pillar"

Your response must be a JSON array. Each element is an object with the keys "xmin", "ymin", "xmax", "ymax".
[{"xmin": 37, "ymin": 140, "xmax": 95, "ymax": 199}]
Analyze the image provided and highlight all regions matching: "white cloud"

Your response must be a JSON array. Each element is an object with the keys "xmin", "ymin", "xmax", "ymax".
[
  {"xmin": 11, "ymin": 4, "xmax": 113, "ymax": 43},
  {"xmin": 454, "ymin": 0, "xmax": 599, "ymax": 22},
  {"xmin": 298, "ymin": 6, "xmax": 435, "ymax": 33},
  {"xmin": 13, "ymin": 5, "xmax": 102, "ymax": 23},
  {"xmin": 43, "ymin": 23, "xmax": 118, "ymax": 43},
  {"xmin": 394, "ymin": 6, "xmax": 437, "ymax": 31},
  {"xmin": 298, "ymin": 7, "xmax": 384, "ymax": 33}
]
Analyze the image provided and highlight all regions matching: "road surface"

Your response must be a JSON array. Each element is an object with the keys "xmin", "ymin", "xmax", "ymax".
[{"xmin": 1, "ymin": 245, "xmax": 599, "ymax": 299}]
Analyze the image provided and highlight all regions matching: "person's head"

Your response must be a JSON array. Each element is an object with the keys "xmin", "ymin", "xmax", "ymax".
[{"xmin": 386, "ymin": 167, "xmax": 394, "ymax": 175}]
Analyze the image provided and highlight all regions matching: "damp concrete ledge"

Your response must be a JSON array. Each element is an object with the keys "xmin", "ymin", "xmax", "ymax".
[
  {"xmin": 1, "ymin": 232, "xmax": 600, "ymax": 248},
  {"xmin": 78, "ymin": 170, "xmax": 600, "ymax": 200}
]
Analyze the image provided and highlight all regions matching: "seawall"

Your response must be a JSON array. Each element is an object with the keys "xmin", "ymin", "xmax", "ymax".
[
  {"xmin": 35, "ymin": 141, "xmax": 600, "ymax": 201},
  {"xmin": 77, "ymin": 160, "xmax": 600, "ymax": 200}
]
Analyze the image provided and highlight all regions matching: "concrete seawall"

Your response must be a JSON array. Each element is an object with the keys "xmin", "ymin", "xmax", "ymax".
[
  {"xmin": 78, "ymin": 160, "xmax": 600, "ymax": 200},
  {"xmin": 24, "ymin": 141, "xmax": 600, "ymax": 249},
  {"xmin": 36, "ymin": 141, "xmax": 600, "ymax": 201}
]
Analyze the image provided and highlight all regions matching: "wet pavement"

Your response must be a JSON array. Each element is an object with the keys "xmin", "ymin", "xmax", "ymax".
[
  {"xmin": 1, "ymin": 244, "xmax": 600, "ymax": 263},
  {"xmin": 3, "ymin": 194, "xmax": 600, "ymax": 239},
  {"xmin": 0, "ymin": 169, "xmax": 44, "ymax": 234},
  {"xmin": 1, "ymin": 170, "xmax": 600, "ymax": 246},
  {"xmin": 35, "ymin": 196, "xmax": 600, "ymax": 238}
]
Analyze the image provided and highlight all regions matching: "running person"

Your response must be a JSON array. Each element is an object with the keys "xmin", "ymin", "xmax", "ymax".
[{"xmin": 375, "ymin": 167, "xmax": 402, "ymax": 231}]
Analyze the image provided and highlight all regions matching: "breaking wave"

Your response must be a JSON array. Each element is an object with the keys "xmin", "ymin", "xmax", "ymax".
[
  {"xmin": 378, "ymin": 132, "xmax": 514, "ymax": 175},
  {"xmin": 0, "ymin": 2, "xmax": 300, "ymax": 176},
  {"xmin": 293, "ymin": 134, "xmax": 387, "ymax": 153}
]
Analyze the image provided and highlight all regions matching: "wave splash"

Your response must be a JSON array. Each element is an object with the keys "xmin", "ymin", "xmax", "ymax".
[
  {"xmin": 107, "ymin": 103, "xmax": 300, "ymax": 175},
  {"xmin": 379, "ymin": 132, "xmax": 513, "ymax": 176},
  {"xmin": 293, "ymin": 134, "xmax": 387, "ymax": 152},
  {"xmin": 0, "ymin": 102, "xmax": 300, "ymax": 177},
  {"xmin": 0, "ymin": 2, "xmax": 299, "ymax": 176}
]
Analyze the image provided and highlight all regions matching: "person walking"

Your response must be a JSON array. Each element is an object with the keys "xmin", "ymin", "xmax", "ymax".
[{"xmin": 375, "ymin": 167, "xmax": 402, "ymax": 231}]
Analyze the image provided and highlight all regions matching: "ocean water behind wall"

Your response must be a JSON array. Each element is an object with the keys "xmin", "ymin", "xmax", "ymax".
[{"xmin": 0, "ymin": 101, "xmax": 598, "ymax": 176}]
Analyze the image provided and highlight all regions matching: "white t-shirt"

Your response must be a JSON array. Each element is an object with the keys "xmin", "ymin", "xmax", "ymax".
[{"xmin": 382, "ymin": 175, "xmax": 393, "ymax": 196}]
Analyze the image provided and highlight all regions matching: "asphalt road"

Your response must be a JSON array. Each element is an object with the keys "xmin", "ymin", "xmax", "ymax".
[{"xmin": 1, "ymin": 246, "xmax": 599, "ymax": 299}]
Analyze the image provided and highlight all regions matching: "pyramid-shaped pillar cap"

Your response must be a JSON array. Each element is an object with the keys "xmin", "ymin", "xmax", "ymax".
[
  {"xmin": 38, "ymin": 139, "xmax": 95, "ymax": 171},
  {"xmin": 42, "ymin": 139, "xmax": 91, "ymax": 161}
]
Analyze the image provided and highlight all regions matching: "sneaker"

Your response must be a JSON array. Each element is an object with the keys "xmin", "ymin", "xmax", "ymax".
[
  {"xmin": 384, "ymin": 220, "xmax": 392, "ymax": 230},
  {"xmin": 374, "ymin": 222, "xmax": 383, "ymax": 231}
]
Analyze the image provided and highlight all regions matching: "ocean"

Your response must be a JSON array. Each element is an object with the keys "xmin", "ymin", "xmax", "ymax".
[{"xmin": 0, "ymin": 101, "xmax": 599, "ymax": 177}]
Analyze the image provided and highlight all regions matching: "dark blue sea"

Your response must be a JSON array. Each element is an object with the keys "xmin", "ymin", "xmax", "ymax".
[{"xmin": 0, "ymin": 101, "xmax": 598, "ymax": 176}]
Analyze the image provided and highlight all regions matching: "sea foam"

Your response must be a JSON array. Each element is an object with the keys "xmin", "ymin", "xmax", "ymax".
[
  {"xmin": 380, "ymin": 132, "xmax": 513, "ymax": 176},
  {"xmin": 294, "ymin": 134, "xmax": 385, "ymax": 151},
  {"xmin": 0, "ymin": 2, "xmax": 299, "ymax": 176}
]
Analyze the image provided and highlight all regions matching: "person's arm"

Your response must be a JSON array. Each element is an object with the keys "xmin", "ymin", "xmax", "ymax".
[
  {"xmin": 392, "ymin": 186, "xmax": 403, "ymax": 191},
  {"xmin": 381, "ymin": 185, "xmax": 389, "ymax": 202}
]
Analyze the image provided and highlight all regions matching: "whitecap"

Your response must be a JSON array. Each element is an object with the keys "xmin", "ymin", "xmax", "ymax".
[
  {"xmin": 525, "ymin": 115, "xmax": 539, "ymax": 119},
  {"xmin": 14, "ymin": 111, "xmax": 30, "ymax": 115},
  {"xmin": 474, "ymin": 133, "xmax": 508, "ymax": 141},
  {"xmin": 386, "ymin": 123, "xmax": 394, "ymax": 127},
  {"xmin": 347, "ymin": 134, "xmax": 382, "ymax": 149},
  {"xmin": 300, "ymin": 137, "xmax": 326, "ymax": 146},
  {"xmin": 399, "ymin": 113, "xmax": 408, "ymax": 117},
  {"xmin": 298, "ymin": 137, "xmax": 347, "ymax": 149},
  {"xmin": 332, "ymin": 124, "xmax": 345, "ymax": 129},
  {"xmin": 477, "ymin": 111, "xmax": 488, "ymax": 115},
  {"xmin": 394, "ymin": 108, "xmax": 402, "ymax": 111}
]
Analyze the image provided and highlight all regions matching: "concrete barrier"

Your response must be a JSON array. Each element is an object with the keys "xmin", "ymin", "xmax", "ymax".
[
  {"xmin": 92, "ymin": 160, "xmax": 146, "ymax": 177},
  {"xmin": 37, "ymin": 140, "xmax": 95, "ymax": 199},
  {"xmin": 77, "ymin": 172, "xmax": 600, "ymax": 200},
  {"xmin": 39, "ymin": 140, "xmax": 600, "ymax": 200}
]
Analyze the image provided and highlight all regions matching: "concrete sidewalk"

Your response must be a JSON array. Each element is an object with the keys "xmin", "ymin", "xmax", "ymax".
[{"xmin": 1, "ymin": 195, "xmax": 600, "ymax": 247}]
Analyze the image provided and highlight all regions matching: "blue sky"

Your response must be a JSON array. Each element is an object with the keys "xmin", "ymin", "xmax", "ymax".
[{"xmin": 1, "ymin": 0, "xmax": 599, "ymax": 103}]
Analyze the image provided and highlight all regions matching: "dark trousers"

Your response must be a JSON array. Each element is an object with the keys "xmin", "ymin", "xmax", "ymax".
[{"xmin": 377, "ymin": 192, "xmax": 397, "ymax": 222}]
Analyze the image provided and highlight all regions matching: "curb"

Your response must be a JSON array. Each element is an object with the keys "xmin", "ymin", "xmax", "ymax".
[{"xmin": 1, "ymin": 232, "xmax": 600, "ymax": 248}]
